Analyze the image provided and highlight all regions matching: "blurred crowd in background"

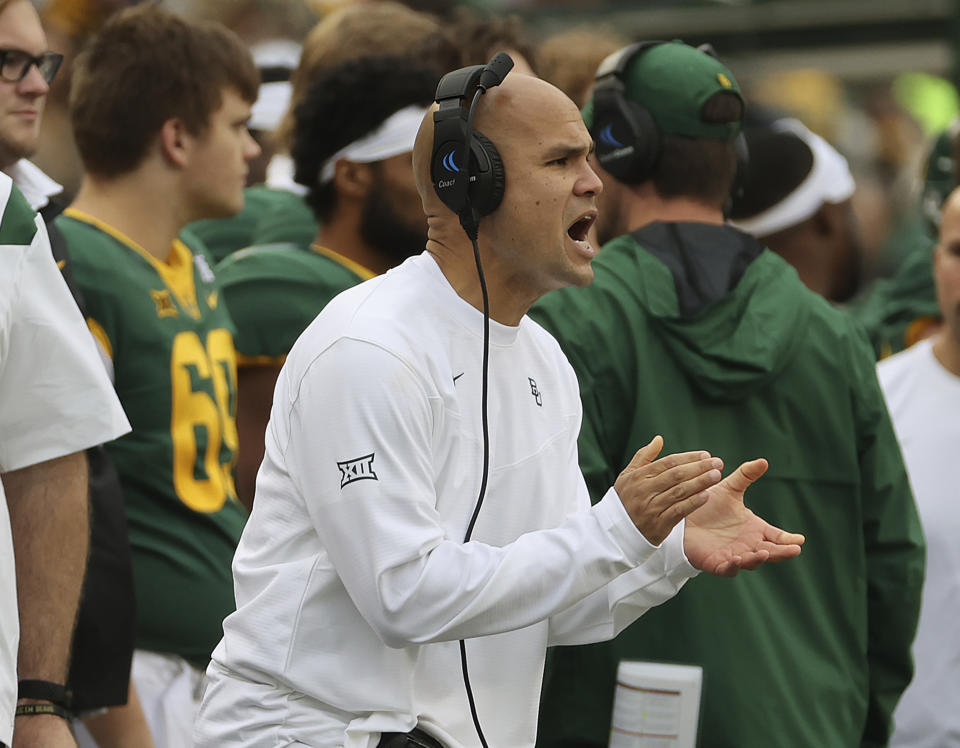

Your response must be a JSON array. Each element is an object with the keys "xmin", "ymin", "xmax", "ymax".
[{"xmin": 28, "ymin": 0, "xmax": 960, "ymax": 289}]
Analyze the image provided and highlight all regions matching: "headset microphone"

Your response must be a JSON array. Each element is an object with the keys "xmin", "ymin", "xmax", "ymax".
[{"xmin": 477, "ymin": 51, "xmax": 513, "ymax": 90}]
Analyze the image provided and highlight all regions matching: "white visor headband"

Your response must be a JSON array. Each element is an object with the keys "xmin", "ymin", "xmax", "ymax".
[
  {"xmin": 732, "ymin": 118, "xmax": 855, "ymax": 237},
  {"xmin": 319, "ymin": 105, "xmax": 429, "ymax": 184},
  {"xmin": 250, "ymin": 81, "xmax": 292, "ymax": 132}
]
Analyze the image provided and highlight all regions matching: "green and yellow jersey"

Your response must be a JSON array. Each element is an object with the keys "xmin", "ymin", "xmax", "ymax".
[
  {"xmin": 55, "ymin": 209, "xmax": 246, "ymax": 667},
  {"xmin": 216, "ymin": 243, "xmax": 374, "ymax": 365}
]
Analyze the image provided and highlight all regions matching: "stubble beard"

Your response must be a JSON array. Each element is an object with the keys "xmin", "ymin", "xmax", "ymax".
[
  {"xmin": 0, "ymin": 123, "xmax": 37, "ymax": 171},
  {"xmin": 360, "ymin": 181, "xmax": 427, "ymax": 266}
]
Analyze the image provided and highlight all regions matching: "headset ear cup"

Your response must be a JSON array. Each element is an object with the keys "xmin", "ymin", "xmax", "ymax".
[
  {"xmin": 593, "ymin": 94, "xmax": 660, "ymax": 185},
  {"xmin": 431, "ymin": 134, "xmax": 472, "ymax": 217},
  {"xmin": 469, "ymin": 131, "xmax": 505, "ymax": 217},
  {"xmin": 724, "ymin": 131, "xmax": 750, "ymax": 218}
]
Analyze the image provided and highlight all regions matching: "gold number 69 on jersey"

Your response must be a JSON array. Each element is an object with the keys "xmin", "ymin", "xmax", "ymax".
[{"xmin": 170, "ymin": 328, "xmax": 239, "ymax": 513}]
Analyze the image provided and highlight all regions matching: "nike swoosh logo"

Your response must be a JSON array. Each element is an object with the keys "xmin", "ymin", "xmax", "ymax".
[{"xmin": 453, "ymin": 372, "xmax": 464, "ymax": 384}]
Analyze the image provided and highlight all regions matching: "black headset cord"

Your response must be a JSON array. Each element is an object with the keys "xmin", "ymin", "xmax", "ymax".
[{"xmin": 459, "ymin": 84, "xmax": 491, "ymax": 748}]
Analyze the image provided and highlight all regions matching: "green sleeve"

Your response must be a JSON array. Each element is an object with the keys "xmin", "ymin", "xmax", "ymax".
[
  {"xmin": 216, "ymin": 246, "xmax": 362, "ymax": 362},
  {"xmin": 250, "ymin": 189, "xmax": 318, "ymax": 247},
  {"xmin": 53, "ymin": 215, "xmax": 123, "ymax": 362},
  {"xmin": 848, "ymin": 323, "xmax": 925, "ymax": 746}
]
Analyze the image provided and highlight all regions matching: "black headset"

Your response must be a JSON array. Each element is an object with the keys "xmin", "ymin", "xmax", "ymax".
[
  {"xmin": 591, "ymin": 40, "xmax": 744, "ymax": 187},
  {"xmin": 430, "ymin": 53, "xmax": 512, "ymax": 238},
  {"xmin": 590, "ymin": 40, "xmax": 669, "ymax": 184}
]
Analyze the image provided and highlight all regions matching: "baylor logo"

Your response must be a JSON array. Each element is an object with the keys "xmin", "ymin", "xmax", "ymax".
[
  {"xmin": 151, "ymin": 289, "xmax": 178, "ymax": 318},
  {"xmin": 528, "ymin": 377, "xmax": 542, "ymax": 407}
]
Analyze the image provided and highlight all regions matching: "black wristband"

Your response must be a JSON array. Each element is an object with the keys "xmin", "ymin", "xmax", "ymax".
[
  {"xmin": 17, "ymin": 680, "xmax": 71, "ymax": 709},
  {"xmin": 14, "ymin": 703, "xmax": 72, "ymax": 720}
]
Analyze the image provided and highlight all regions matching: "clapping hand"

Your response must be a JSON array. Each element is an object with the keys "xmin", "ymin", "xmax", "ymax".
[
  {"xmin": 614, "ymin": 435, "xmax": 724, "ymax": 545},
  {"xmin": 683, "ymin": 458, "xmax": 805, "ymax": 576}
]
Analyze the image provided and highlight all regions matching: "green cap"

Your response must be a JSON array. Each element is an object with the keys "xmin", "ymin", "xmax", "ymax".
[{"xmin": 583, "ymin": 40, "xmax": 744, "ymax": 141}]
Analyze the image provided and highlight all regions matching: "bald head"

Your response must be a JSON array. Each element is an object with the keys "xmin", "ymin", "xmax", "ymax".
[
  {"xmin": 413, "ymin": 73, "xmax": 585, "ymax": 221},
  {"xmin": 414, "ymin": 70, "xmax": 601, "ymax": 322}
]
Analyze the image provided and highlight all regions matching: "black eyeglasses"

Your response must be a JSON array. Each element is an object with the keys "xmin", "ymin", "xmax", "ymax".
[{"xmin": 0, "ymin": 49, "xmax": 63, "ymax": 84}]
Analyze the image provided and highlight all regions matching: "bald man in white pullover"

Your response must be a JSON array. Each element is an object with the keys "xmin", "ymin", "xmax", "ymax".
[{"xmin": 195, "ymin": 67, "xmax": 804, "ymax": 748}]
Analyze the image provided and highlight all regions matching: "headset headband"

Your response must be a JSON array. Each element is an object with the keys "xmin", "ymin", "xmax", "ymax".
[{"xmin": 594, "ymin": 40, "xmax": 668, "ymax": 83}]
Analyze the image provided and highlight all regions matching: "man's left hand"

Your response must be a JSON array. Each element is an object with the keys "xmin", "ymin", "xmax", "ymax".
[{"xmin": 683, "ymin": 458, "xmax": 805, "ymax": 577}]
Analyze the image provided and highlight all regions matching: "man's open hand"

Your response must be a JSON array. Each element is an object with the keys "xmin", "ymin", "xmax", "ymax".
[
  {"xmin": 614, "ymin": 435, "xmax": 724, "ymax": 545},
  {"xmin": 683, "ymin": 458, "xmax": 805, "ymax": 576}
]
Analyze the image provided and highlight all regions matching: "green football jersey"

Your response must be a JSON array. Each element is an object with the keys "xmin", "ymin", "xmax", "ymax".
[
  {"xmin": 216, "ymin": 243, "xmax": 373, "ymax": 364},
  {"xmin": 56, "ymin": 209, "xmax": 247, "ymax": 667}
]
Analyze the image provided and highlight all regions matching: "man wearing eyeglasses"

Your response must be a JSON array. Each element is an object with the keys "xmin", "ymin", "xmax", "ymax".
[{"xmin": 0, "ymin": 0, "xmax": 61, "ymax": 211}]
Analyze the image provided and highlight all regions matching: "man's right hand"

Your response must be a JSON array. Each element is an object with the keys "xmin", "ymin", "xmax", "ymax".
[{"xmin": 614, "ymin": 435, "xmax": 722, "ymax": 545}]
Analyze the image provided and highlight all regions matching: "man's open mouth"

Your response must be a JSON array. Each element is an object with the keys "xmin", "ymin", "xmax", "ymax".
[{"xmin": 567, "ymin": 214, "xmax": 596, "ymax": 242}]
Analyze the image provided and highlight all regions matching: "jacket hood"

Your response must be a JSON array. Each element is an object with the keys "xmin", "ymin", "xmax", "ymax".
[{"xmin": 613, "ymin": 222, "xmax": 811, "ymax": 401}]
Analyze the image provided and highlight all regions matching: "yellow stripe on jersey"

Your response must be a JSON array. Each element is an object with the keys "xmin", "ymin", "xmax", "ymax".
[
  {"xmin": 63, "ymin": 208, "xmax": 201, "ymax": 319},
  {"xmin": 87, "ymin": 317, "xmax": 113, "ymax": 360},
  {"xmin": 312, "ymin": 244, "xmax": 376, "ymax": 280}
]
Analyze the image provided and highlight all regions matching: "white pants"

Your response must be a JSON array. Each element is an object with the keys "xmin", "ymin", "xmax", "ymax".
[{"xmin": 75, "ymin": 649, "xmax": 205, "ymax": 748}]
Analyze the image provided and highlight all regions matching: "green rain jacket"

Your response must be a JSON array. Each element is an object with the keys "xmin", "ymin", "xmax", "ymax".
[{"xmin": 530, "ymin": 222, "xmax": 924, "ymax": 748}]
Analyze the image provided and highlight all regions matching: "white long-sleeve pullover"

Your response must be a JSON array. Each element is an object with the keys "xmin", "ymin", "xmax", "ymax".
[{"xmin": 202, "ymin": 253, "xmax": 696, "ymax": 747}]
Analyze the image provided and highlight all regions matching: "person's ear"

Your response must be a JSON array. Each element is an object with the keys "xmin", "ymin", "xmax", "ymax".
[
  {"xmin": 815, "ymin": 202, "xmax": 856, "ymax": 253},
  {"xmin": 812, "ymin": 203, "xmax": 837, "ymax": 238},
  {"xmin": 332, "ymin": 160, "xmax": 374, "ymax": 201},
  {"xmin": 159, "ymin": 117, "xmax": 191, "ymax": 168}
]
